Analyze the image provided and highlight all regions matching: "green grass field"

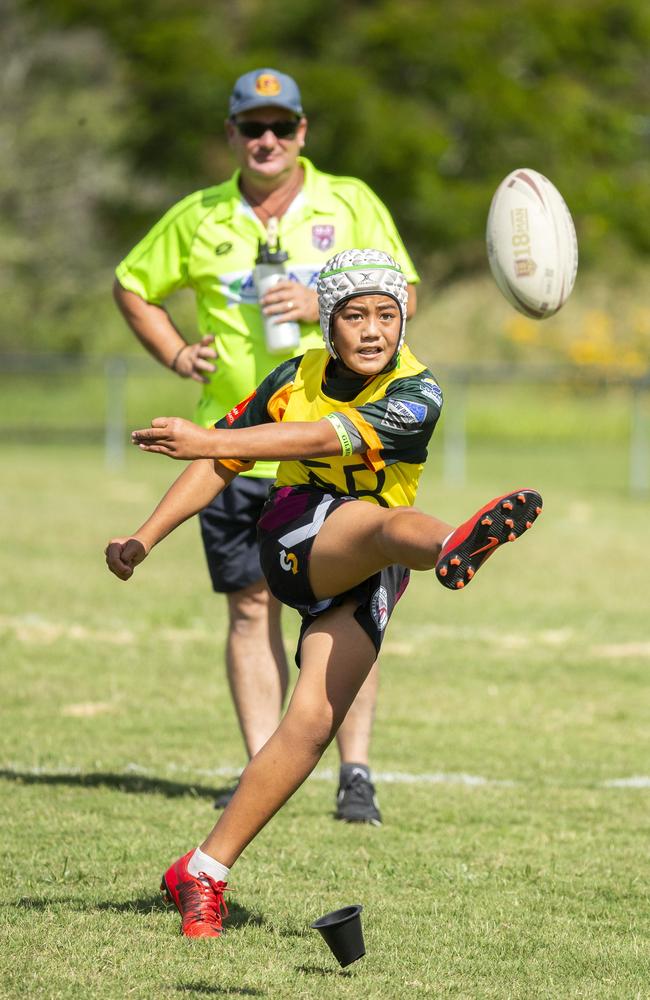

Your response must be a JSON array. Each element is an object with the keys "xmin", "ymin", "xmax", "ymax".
[{"xmin": 2, "ymin": 403, "xmax": 650, "ymax": 997}]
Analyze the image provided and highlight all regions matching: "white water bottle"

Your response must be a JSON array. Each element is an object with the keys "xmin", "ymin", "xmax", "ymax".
[{"xmin": 253, "ymin": 237, "xmax": 301, "ymax": 355}]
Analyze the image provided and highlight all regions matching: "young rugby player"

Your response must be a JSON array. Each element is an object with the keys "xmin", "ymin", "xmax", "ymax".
[{"xmin": 106, "ymin": 249, "xmax": 542, "ymax": 937}]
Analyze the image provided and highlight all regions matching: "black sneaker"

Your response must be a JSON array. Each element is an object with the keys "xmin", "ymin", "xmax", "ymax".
[{"xmin": 335, "ymin": 766, "xmax": 382, "ymax": 826}]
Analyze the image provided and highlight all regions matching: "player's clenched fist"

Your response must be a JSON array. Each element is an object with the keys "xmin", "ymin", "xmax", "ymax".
[{"xmin": 105, "ymin": 537, "xmax": 148, "ymax": 580}]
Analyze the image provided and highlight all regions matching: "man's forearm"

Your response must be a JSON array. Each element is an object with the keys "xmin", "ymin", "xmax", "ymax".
[{"xmin": 113, "ymin": 279, "xmax": 186, "ymax": 369}]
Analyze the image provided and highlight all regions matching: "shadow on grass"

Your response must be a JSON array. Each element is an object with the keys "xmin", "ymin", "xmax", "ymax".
[
  {"xmin": 175, "ymin": 985, "xmax": 265, "ymax": 997},
  {"xmin": 13, "ymin": 894, "xmax": 262, "ymax": 929},
  {"xmin": 296, "ymin": 964, "xmax": 352, "ymax": 977},
  {"xmin": 0, "ymin": 768, "xmax": 232, "ymax": 802},
  {"xmin": 14, "ymin": 894, "xmax": 165, "ymax": 914}
]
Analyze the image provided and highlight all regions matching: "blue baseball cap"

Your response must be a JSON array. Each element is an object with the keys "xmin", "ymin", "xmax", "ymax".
[{"xmin": 228, "ymin": 68, "xmax": 303, "ymax": 117}]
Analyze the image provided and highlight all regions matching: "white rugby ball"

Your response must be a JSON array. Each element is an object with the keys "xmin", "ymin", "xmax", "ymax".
[{"xmin": 486, "ymin": 168, "xmax": 578, "ymax": 319}]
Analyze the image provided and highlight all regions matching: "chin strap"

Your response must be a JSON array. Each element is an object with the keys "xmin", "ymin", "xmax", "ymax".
[{"xmin": 382, "ymin": 350, "xmax": 400, "ymax": 373}]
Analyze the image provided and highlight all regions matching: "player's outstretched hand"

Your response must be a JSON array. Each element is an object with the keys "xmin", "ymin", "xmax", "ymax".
[
  {"xmin": 105, "ymin": 537, "xmax": 148, "ymax": 581},
  {"xmin": 131, "ymin": 417, "xmax": 214, "ymax": 459}
]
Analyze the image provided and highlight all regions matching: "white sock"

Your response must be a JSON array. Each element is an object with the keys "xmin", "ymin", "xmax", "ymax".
[
  {"xmin": 441, "ymin": 530, "xmax": 454, "ymax": 550},
  {"xmin": 188, "ymin": 846, "xmax": 230, "ymax": 884}
]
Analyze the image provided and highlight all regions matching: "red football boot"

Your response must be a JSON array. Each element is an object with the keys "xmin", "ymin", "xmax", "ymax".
[
  {"xmin": 161, "ymin": 850, "xmax": 229, "ymax": 938},
  {"xmin": 435, "ymin": 489, "xmax": 543, "ymax": 590}
]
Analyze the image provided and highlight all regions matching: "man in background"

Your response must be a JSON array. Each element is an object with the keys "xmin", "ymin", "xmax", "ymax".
[{"xmin": 113, "ymin": 67, "xmax": 419, "ymax": 825}]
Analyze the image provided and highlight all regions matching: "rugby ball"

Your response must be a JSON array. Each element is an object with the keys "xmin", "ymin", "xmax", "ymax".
[{"xmin": 486, "ymin": 168, "xmax": 578, "ymax": 319}]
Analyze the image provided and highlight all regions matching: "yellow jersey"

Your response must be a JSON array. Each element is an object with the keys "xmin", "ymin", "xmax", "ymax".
[{"xmin": 217, "ymin": 347, "xmax": 443, "ymax": 509}]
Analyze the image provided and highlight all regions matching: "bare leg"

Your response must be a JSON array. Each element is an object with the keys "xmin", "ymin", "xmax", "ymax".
[
  {"xmin": 201, "ymin": 603, "xmax": 375, "ymax": 867},
  {"xmin": 228, "ymin": 573, "xmax": 378, "ymax": 790},
  {"xmin": 336, "ymin": 660, "xmax": 379, "ymax": 765},
  {"xmin": 316, "ymin": 506, "xmax": 449, "ymax": 798},
  {"xmin": 309, "ymin": 503, "xmax": 452, "ymax": 600},
  {"xmin": 322, "ymin": 506, "xmax": 451, "ymax": 781},
  {"xmin": 226, "ymin": 580, "xmax": 289, "ymax": 758}
]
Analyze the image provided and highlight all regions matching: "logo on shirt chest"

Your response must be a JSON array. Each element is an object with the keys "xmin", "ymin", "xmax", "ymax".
[
  {"xmin": 381, "ymin": 399, "xmax": 427, "ymax": 430},
  {"xmin": 312, "ymin": 224, "xmax": 335, "ymax": 251}
]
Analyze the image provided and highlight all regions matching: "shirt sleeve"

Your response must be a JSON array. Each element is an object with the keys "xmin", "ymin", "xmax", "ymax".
[
  {"xmin": 330, "ymin": 373, "xmax": 443, "ymax": 471},
  {"xmin": 114, "ymin": 191, "xmax": 206, "ymax": 303},
  {"xmin": 212, "ymin": 357, "xmax": 300, "ymax": 472},
  {"xmin": 344, "ymin": 179, "xmax": 420, "ymax": 285}
]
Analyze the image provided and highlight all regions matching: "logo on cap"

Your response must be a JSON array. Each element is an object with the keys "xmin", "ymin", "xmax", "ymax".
[{"xmin": 255, "ymin": 73, "xmax": 282, "ymax": 97}]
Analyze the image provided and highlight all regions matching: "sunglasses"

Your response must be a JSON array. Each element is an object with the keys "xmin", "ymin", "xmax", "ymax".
[{"xmin": 232, "ymin": 119, "xmax": 300, "ymax": 140}]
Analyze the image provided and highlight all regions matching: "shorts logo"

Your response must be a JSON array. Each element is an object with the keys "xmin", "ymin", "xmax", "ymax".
[
  {"xmin": 381, "ymin": 399, "xmax": 427, "ymax": 429},
  {"xmin": 421, "ymin": 380, "xmax": 443, "ymax": 407},
  {"xmin": 312, "ymin": 225, "xmax": 335, "ymax": 251},
  {"xmin": 370, "ymin": 586, "xmax": 389, "ymax": 631},
  {"xmin": 225, "ymin": 390, "xmax": 256, "ymax": 425},
  {"xmin": 280, "ymin": 549, "xmax": 298, "ymax": 574},
  {"xmin": 255, "ymin": 73, "xmax": 281, "ymax": 97}
]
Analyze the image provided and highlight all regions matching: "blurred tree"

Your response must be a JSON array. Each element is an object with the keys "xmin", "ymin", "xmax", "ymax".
[
  {"xmin": 0, "ymin": 0, "xmax": 140, "ymax": 352},
  {"xmin": 31, "ymin": 0, "xmax": 649, "ymax": 265},
  {"xmin": 8, "ymin": 0, "xmax": 650, "ymax": 354}
]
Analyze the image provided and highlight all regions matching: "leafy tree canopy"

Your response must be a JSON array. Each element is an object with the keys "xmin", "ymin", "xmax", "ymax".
[{"xmin": 4, "ymin": 0, "xmax": 649, "ymax": 353}]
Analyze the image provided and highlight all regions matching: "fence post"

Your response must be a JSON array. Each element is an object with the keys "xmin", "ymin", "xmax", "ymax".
[
  {"xmin": 629, "ymin": 383, "xmax": 649, "ymax": 497},
  {"xmin": 105, "ymin": 357, "xmax": 127, "ymax": 470},
  {"xmin": 443, "ymin": 377, "xmax": 467, "ymax": 487}
]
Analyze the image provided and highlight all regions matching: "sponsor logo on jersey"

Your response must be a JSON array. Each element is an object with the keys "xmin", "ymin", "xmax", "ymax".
[
  {"xmin": 279, "ymin": 549, "xmax": 298, "ymax": 574},
  {"xmin": 421, "ymin": 380, "xmax": 443, "ymax": 407},
  {"xmin": 225, "ymin": 390, "xmax": 256, "ymax": 425},
  {"xmin": 381, "ymin": 398, "xmax": 427, "ymax": 429},
  {"xmin": 312, "ymin": 224, "xmax": 335, "ymax": 251},
  {"xmin": 370, "ymin": 586, "xmax": 389, "ymax": 631},
  {"xmin": 219, "ymin": 266, "xmax": 320, "ymax": 307}
]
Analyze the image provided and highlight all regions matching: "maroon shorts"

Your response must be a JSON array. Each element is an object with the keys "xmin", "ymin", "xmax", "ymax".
[{"xmin": 257, "ymin": 485, "xmax": 410, "ymax": 666}]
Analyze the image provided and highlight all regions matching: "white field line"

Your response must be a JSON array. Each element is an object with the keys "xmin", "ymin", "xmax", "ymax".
[
  {"xmin": 2, "ymin": 761, "xmax": 649, "ymax": 791},
  {"xmin": 4, "ymin": 612, "xmax": 650, "ymax": 660},
  {"xmin": 164, "ymin": 764, "xmax": 516, "ymax": 787},
  {"xmin": 601, "ymin": 776, "xmax": 650, "ymax": 788}
]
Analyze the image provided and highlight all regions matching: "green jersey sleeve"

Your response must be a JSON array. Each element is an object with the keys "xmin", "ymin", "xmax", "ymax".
[
  {"xmin": 215, "ymin": 356, "xmax": 302, "ymax": 430},
  {"xmin": 115, "ymin": 190, "xmax": 211, "ymax": 303},
  {"xmin": 332, "ymin": 177, "xmax": 420, "ymax": 285},
  {"xmin": 332, "ymin": 372, "xmax": 443, "ymax": 465},
  {"xmin": 211, "ymin": 356, "xmax": 301, "ymax": 474}
]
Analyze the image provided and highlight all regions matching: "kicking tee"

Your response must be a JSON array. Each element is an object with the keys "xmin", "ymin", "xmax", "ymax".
[{"xmin": 216, "ymin": 346, "xmax": 443, "ymax": 508}]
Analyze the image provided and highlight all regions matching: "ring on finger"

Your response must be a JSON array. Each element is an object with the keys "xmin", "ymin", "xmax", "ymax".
[{"xmin": 286, "ymin": 300, "xmax": 294, "ymax": 310}]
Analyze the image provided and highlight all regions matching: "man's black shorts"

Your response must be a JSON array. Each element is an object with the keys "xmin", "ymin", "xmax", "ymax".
[
  {"xmin": 199, "ymin": 476, "xmax": 274, "ymax": 593},
  {"xmin": 257, "ymin": 485, "xmax": 410, "ymax": 666}
]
